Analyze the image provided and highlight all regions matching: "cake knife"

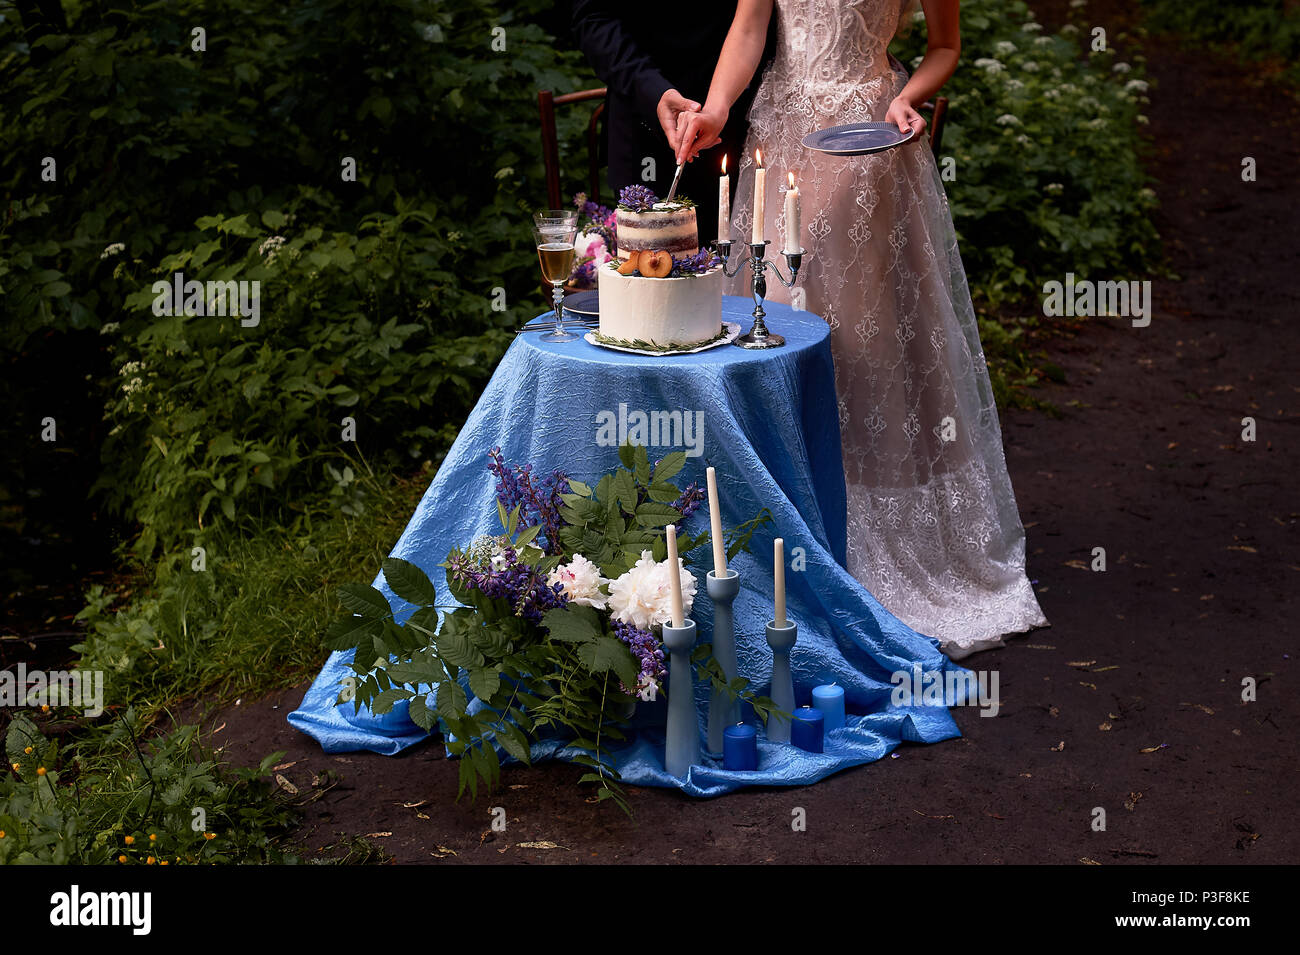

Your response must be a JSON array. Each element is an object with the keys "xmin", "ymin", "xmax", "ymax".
[{"xmin": 665, "ymin": 163, "xmax": 684, "ymax": 202}]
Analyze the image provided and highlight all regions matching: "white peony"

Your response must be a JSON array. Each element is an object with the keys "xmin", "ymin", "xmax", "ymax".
[
  {"xmin": 574, "ymin": 231, "xmax": 606, "ymax": 260},
  {"xmin": 607, "ymin": 550, "xmax": 696, "ymax": 630},
  {"xmin": 547, "ymin": 554, "xmax": 610, "ymax": 609}
]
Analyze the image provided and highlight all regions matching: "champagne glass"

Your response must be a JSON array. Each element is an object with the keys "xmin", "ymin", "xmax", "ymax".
[{"xmin": 533, "ymin": 209, "xmax": 579, "ymax": 343}]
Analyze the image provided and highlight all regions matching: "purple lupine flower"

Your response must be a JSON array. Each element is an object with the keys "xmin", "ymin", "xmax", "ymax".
[
  {"xmin": 486, "ymin": 449, "xmax": 571, "ymax": 555},
  {"xmin": 447, "ymin": 538, "xmax": 569, "ymax": 623},
  {"xmin": 581, "ymin": 198, "xmax": 614, "ymax": 224},
  {"xmin": 611, "ymin": 618, "xmax": 666, "ymax": 695},
  {"xmin": 669, "ymin": 248, "xmax": 722, "ymax": 277},
  {"xmin": 617, "ymin": 184, "xmax": 658, "ymax": 212},
  {"xmin": 671, "ymin": 481, "xmax": 705, "ymax": 519}
]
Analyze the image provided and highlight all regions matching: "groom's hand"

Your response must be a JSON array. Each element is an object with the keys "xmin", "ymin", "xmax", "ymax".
[{"xmin": 657, "ymin": 88, "xmax": 702, "ymax": 153}]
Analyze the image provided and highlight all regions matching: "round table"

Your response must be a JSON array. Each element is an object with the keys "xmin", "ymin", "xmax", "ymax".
[{"xmin": 288, "ymin": 295, "xmax": 968, "ymax": 797}]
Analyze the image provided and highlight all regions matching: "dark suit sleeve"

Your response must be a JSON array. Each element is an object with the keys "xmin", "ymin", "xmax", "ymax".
[{"xmin": 571, "ymin": 0, "xmax": 674, "ymax": 120}]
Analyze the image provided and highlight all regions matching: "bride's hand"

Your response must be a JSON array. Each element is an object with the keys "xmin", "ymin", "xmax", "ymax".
[
  {"xmin": 885, "ymin": 96, "xmax": 926, "ymax": 137},
  {"xmin": 675, "ymin": 104, "xmax": 727, "ymax": 165}
]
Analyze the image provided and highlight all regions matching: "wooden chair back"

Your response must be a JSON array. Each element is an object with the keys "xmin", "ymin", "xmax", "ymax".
[{"xmin": 538, "ymin": 87, "xmax": 608, "ymax": 210}]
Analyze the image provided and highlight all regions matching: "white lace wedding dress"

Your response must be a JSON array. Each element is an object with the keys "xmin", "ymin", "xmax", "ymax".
[{"xmin": 727, "ymin": 0, "xmax": 1047, "ymax": 657}]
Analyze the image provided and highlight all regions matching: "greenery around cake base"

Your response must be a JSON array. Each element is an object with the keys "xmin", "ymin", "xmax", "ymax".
[{"xmin": 592, "ymin": 324, "xmax": 729, "ymax": 353}]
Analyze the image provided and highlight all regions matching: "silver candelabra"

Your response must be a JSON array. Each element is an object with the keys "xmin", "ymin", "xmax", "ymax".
[{"xmin": 714, "ymin": 239, "xmax": 809, "ymax": 349}]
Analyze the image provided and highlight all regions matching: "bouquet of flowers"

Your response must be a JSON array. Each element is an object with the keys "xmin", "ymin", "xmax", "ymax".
[
  {"xmin": 566, "ymin": 192, "xmax": 617, "ymax": 289},
  {"xmin": 326, "ymin": 443, "xmax": 772, "ymax": 814}
]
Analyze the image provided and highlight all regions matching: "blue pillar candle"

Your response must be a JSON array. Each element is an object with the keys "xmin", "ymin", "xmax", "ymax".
[
  {"xmin": 706, "ymin": 568, "xmax": 741, "ymax": 756},
  {"xmin": 722, "ymin": 723, "xmax": 758, "ymax": 771},
  {"xmin": 790, "ymin": 706, "xmax": 825, "ymax": 753},
  {"xmin": 661, "ymin": 618, "xmax": 701, "ymax": 778},
  {"xmin": 812, "ymin": 684, "xmax": 845, "ymax": 733},
  {"xmin": 765, "ymin": 619, "xmax": 798, "ymax": 743}
]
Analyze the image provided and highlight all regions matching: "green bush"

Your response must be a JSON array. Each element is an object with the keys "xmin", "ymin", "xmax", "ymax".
[
  {"xmin": 1142, "ymin": 0, "xmax": 1300, "ymax": 86},
  {"xmin": 1, "ymin": 0, "xmax": 598, "ymax": 558},
  {"xmin": 891, "ymin": 0, "xmax": 1161, "ymax": 305},
  {"xmin": 1, "ymin": 713, "xmax": 297, "ymax": 864}
]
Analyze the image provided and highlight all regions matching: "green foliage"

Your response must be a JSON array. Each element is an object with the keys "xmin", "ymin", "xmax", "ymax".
[
  {"xmin": 0, "ymin": 0, "xmax": 598, "ymax": 557},
  {"xmin": 891, "ymin": 0, "xmax": 1161, "ymax": 307},
  {"xmin": 0, "ymin": 712, "xmax": 297, "ymax": 864},
  {"xmin": 71, "ymin": 466, "xmax": 428, "ymax": 710},
  {"xmin": 691, "ymin": 644, "xmax": 782, "ymax": 726},
  {"xmin": 327, "ymin": 445, "xmax": 773, "ymax": 816},
  {"xmin": 1142, "ymin": 0, "xmax": 1300, "ymax": 87}
]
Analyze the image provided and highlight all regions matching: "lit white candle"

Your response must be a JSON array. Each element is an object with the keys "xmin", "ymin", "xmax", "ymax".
[
  {"xmin": 783, "ymin": 171, "xmax": 801, "ymax": 254},
  {"xmin": 666, "ymin": 524, "xmax": 685, "ymax": 628},
  {"xmin": 718, "ymin": 155, "xmax": 731, "ymax": 242},
  {"xmin": 752, "ymin": 149, "xmax": 766, "ymax": 245},
  {"xmin": 774, "ymin": 537, "xmax": 786, "ymax": 627},
  {"xmin": 706, "ymin": 466, "xmax": 726, "ymax": 577}
]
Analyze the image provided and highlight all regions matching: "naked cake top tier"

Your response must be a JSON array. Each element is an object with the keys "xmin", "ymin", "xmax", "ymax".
[{"xmin": 615, "ymin": 200, "xmax": 699, "ymax": 261}]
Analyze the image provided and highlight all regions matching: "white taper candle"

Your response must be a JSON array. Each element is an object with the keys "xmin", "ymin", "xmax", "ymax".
[
  {"xmin": 774, "ymin": 537, "xmax": 786, "ymax": 627},
  {"xmin": 752, "ymin": 150, "xmax": 766, "ymax": 245},
  {"xmin": 718, "ymin": 155, "xmax": 731, "ymax": 242},
  {"xmin": 783, "ymin": 171, "xmax": 801, "ymax": 254},
  {"xmin": 666, "ymin": 524, "xmax": 685, "ymax": 629},
  {"xmin": 706, "ymin": 467, "xmax": 726, "ymax": 577}
]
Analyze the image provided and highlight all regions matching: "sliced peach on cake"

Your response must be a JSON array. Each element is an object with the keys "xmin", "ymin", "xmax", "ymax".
[
  {"xmin": 616, "ymin": 251, "xmax": 640, "ymax": 275},
  {"xmin": 639, "ymin": 249, "xmax": 672, "ymax": 278}
]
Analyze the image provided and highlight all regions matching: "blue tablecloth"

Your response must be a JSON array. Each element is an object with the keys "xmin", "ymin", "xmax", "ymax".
[{"xmin": 289, "ymin": 296, "xmax": 972, "ymax": 797}]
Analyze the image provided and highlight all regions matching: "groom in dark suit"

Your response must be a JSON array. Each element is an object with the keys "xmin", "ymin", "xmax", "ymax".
[{"xmin": 570, "ymin": 0, "xmax": 771, "ymax": 242}]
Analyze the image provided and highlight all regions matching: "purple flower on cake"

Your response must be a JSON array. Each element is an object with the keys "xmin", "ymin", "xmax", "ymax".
[
  {"xmin": 617, "ymin": 184, "xmax": 659, "ymax": 213},
  {"xmin": 670, "ymin": 248, "xmax": 722, "ymax": 277}
]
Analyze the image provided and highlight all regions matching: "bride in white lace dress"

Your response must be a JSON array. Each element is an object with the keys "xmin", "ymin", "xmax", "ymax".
[{"xmin": 675, "ymin": 0, "xmax": 1046, "ymax": 657}]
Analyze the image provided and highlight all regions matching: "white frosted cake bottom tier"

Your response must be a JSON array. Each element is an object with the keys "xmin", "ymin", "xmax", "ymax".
[{"xmin": 596, "ymin": 266, "xmax": 725, "ymax": 348}]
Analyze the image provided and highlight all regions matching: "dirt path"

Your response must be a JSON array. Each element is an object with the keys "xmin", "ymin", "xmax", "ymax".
[{"xmin": 199, "ymin": 10, "xmax": 1299, "ymax": 864}]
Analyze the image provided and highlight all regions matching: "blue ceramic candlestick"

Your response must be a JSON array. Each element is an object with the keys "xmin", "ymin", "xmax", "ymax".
[
  {"xmin": 765, "ymin": 619, "xmax": 798, "ymax": 743},
  {"xmin": 705, "ymin": 568, "xmax": 741, "ymax": 755},
  {"xmin": 662, "ymin": 618, "xmax": 700, "ymax": 778}
]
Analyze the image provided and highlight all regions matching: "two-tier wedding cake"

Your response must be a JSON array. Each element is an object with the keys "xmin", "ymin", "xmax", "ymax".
[{"xmin": 594, "ymin": 186, "xmax": 724, "ymax": 350}]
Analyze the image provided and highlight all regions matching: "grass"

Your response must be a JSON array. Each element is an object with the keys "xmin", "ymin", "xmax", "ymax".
[
  {"xmin": 2, "ymin": 459, "xmax": 433, "ymax": 863},
  {"xmin": 73, "ymin": 455, "xmax": 431, "ymax": 716}
]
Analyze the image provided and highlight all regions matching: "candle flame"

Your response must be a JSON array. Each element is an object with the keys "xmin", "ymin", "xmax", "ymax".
[
  {"xmin": 788, "ymin": 171, "xmax": 795, "ymax": 188},
  {"xmin": 755, "ymin": 148, "xmax": 763, "ymax": 168},
  {"xmin": 722, "ymin": 154, "xmax": 728, "ymax": 175}
]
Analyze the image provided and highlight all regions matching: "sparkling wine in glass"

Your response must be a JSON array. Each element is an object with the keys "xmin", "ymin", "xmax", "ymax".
[
  {"xmin": 533, "ymin": 209, "xmax": 579, "ymax": 343},
  {"xmin": 537, "ymin": 242, "xmax": 575, "ymax": 285}
]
